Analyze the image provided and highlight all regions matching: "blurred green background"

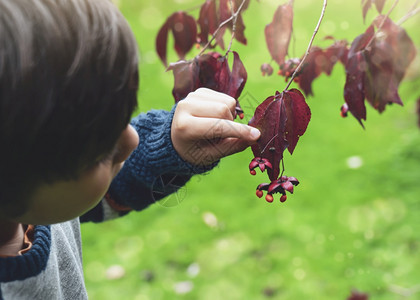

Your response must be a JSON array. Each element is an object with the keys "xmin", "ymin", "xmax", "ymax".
[{"xmin": 81, "ymin": 0, "xmax": 420, "ymax": 299}]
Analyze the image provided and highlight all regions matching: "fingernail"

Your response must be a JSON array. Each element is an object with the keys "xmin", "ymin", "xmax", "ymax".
[{"xmin": 250, "ymin": 127, "xmax": 261, "ymax": 139}]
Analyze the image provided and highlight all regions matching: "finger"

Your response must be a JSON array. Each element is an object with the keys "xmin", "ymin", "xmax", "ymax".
[
  {"xmin": 186, "ymin": 88, "xmax": 237, "ymax": 115},
  {"xmin": 177, "ymin": 99, "xmax": 235, "ymax": 120},
  {"xmin": 183, "ymin": 118, "xmax": 260, "ymax": 142},
  {"xmin": 195, "ymin": 138, "xmax": 253, "ymax": 163}
]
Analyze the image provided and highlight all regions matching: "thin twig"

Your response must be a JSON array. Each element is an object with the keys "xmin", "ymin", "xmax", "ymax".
[
  {"xmin": 397, "ymin": 4, "xmax": 420, "ymax": 25},
  {"xmin": 226, "ymin": 0, "xmax": 237, "ymax": 54},
  {"xmin": 283, "ymin": 0, "xmax": 327, "ymax": 91},
  {"xmin": 198, "ymin": 0, "xmax": 248, "ymax": 56},
  {"xmin": 364, "ymin": 0, "xmax": 400, "ymax": 50}
]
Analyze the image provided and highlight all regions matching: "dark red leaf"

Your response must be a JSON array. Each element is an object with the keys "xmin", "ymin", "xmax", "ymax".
[
  {"xmin": 167, "ymin": 60, "xmax": 200, "ymax": 102},
  {"xmin": 156, "ymin": 20, "xmax": 171, "ymax": 67},
  {"xmin": 347, "ymin": 290, "xmax": 369, "ymax": 300},
  {"xmin": 361, "ymin": 0, "xmax": 372, "ymax": 23},
  {"xmin": 265, "ymin": 3, "xmax": 293, "ymax": 66},
  {"xmin": 197, "ymin": 0, "xmax": 219, "ymax": 46},
  {"xmin": 227, "ymin": 51, "xmax": 247, "ymax": 99},
  {"xmin": 323, "ymin": 40, "xmax": 349, "ymax": 73},
  {"xmin": 249, "ymin": 90, "xmax": 310, "ymax": 180},
  {"xmin": 349, "ymin": 25, "xmax": 375, "ymax": 56},
  {"xmin": 168, "ymin": 51, "xmax": 247, "ymax": 104},
  {"xmin": 249, "ymin": 93, "xmax": 288, "ymax": 180},
  {"xmin": 197, "ymin": 52, "xmax": 230, "ymax": 93},
  {"xmin": 283, "ymin": 89, "xmax": 311, "ymax": 154},
  {"xmin": 218, "ymin": 0, "xmax": 248, "ymax": 46},
  {"xmin": 343, "ymin": 25, "xmax": 374, "ymax": 126},
  {"xmin": 374, "ymin": 0, "xmax": 386, "ymax": 13},
  {"xmin": 278, "ymin": 40, "xmax": 348, "ymax": 96},
  {"xmin": 363, "ymin": 16, "xmax": 416, "ymax": 112},
  {"xmin": 297, "ymin": 47, "xmax": 324, "ymax": 96},
  {"xmin": 344, "ymin": 52, "xmax": 368, "ymax": 127},
  {"xmin": 156, "ymin": 12, "xmax": 197, "ymax": 67}
]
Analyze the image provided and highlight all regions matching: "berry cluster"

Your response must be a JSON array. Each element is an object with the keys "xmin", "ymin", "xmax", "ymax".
[
  {"xmin": 249, "ymin": 157, "xmax": 299, "ymax": 204},
  {"xmin": 256, "ymin": 176, "xmax": 299, "ymax": 203},
  {"xmin": 249, "ymin": 157, "xmax": 272, "ymax": 175}
]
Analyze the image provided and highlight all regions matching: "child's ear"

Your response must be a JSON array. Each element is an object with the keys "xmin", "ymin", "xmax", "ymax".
[{"xmin": 113, "ymin": 125, "xmax": 139, "ymax": 164}]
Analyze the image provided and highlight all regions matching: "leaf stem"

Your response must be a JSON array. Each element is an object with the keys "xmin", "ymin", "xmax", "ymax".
[
  {"xmin": 364, "ymin": 0, "xmax": 399, "ymax": 50},
  {"xmin": 198, "ymin": 0, "xmax": 248, "ymax": 56},
  {"xmin": 280, "ymin": 158, "xmax": 285, "ymax": 177},
  {"xmin": 260, "ymin": 133, "xmax": 279, "ymax": 154},
  {"xmin": 283, "ymin": 0, "xmax": 327, "ymax": 92}
]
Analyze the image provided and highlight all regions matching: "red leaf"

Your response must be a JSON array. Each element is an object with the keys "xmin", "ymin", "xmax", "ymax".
[
  {"xmin": 249, "ymin": 90, "xmax": 311, "ymax": 180},
  {"xmin": 249, "ymin": 92, "xmax": 288, "ymax": 180},
  {"xmin": 323, "ymin": 40, "xmax": 349, "ymax": 73},
  {"xmin": 227, "ymin": 51, "xmax": 247, "ymax": 99},
  {"xmin": 344, "ymin": 52, "xmax": 367, "ymax": 127},
  {"xmin": 168, "ymin": 51, "xmax": 247, "ymax": 103},
  {"xmin": 363, "ymin": 16, "xmax": 416, "ymax": 112},
  {"xmin": 197, "ymin": 52, "xmax": 230, "ymax": 93},
  {"xmin": 283, "ymin": 89, "xmax": 311, "ymax": 154},
  {"xmin": 156, "ymin": 12, "xmax": 197, "ymax": 67},
  {"xmin": 361, "ymin": 0, "xmax": 372, "ymax": 23},
  {"xmin": 197, "ymin": 0, "xmax": 219, "ymax": 46},
  {"xmin": 349, "ymin": 25, "xmax": 375, "ymax": 56},
  {"xmin": 265, "ymin": 4, "xmax": 293, "ymax": 66},
  {"xmin": 297, "ymin": 47, "xmax": 324, "ymax": 96},
  {"xmin": 280, "ymin": 40, "xmax": 348, "ymax": 96},
  {"xmin": 347, "ymin": 290, "xmax": 369, "ymax": 300},
  {"xmin": 167, "ymin": 60, "xmax": 200, "ymax": 102},
  {"xmin": 343, "ymin": 25, "xmax": 374, "ymax": 126},
  {"xmin": 374, "ymin": 0, "xmax": 386, "ymax": 13},
  {"xmin": 218, "ymin": 0, "xmax": 248, "ymax": 46}
]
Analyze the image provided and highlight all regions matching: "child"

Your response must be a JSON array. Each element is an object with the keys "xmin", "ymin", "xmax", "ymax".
[{"xmin": 0, "ymin": 0, "xmax": 260, "ymax": 298}]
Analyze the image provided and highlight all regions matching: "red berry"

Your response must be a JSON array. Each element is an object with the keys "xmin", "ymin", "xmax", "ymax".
[
  {"xmin": 280, "ymin": 195, "xmax": 287, "ymax": 202},
  {"xmin": 239, "ymin": 113, "xmax": 244, "ymax": 120},
  {"xmin": 250, "ymin": 169, "xmax": 256, "ymax": 175},
  {"xmin": 256, "ymin": 190, "xmax": 263, "ymax": 198},
  {"xmin": 265, "ymin": 194, "xmax": 274, "ymax": 203}
]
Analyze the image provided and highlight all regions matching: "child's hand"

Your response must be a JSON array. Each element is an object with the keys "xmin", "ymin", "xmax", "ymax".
[{"xmin": 171, "ymin": 88, "xmax": 261, "ymax": 166}]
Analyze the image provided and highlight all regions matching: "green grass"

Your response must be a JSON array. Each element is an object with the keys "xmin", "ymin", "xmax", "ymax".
[{"xmin": 81, "ymin": 0, "xmax": 420, "ymax": 299}]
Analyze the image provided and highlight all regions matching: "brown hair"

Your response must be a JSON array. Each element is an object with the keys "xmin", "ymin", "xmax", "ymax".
[{"xmin": 0, "ymin": 0, "xmax": 138, "ymax": 216}]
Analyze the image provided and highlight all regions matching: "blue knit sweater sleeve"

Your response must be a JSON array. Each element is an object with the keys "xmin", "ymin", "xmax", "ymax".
[{"xmin": 107, "ymin": 105, "xmax": 217, "ymax": 211}]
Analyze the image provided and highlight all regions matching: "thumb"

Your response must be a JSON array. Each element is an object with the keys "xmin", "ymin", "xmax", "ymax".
[
  {"xmin": 199, "ymin": 137, "xmax": 256, "ymax": 162},
  {"xmin": 203, "ymin": 119, "xmax": 260, "ymax": 142}
]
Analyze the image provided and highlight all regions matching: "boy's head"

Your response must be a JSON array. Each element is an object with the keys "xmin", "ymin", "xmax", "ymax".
[{"xmin": 0, "ymin": 0, "xmax": 139, "ymax": 223}]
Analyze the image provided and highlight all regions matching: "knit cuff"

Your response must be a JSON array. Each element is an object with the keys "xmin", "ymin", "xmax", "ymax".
[
  {"xmin": 127, "ymin": 104, "xmax": 217, "ymax": 185},
  {"xmin": 108, "ymin": 104, "xmax": 218, "ymax": 210}
]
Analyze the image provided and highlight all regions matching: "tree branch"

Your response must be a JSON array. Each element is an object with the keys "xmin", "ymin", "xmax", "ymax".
[
  {"xmin": 283, "ymin": 0, "xmax": 327, "ymax": 91},
  {"xmin": 198, "ymin": 0, "xmax": 248, "ymax": 56},
  {"xmin": 397, "ymin": 0, "xmax": 420, "ymax": 25}
]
